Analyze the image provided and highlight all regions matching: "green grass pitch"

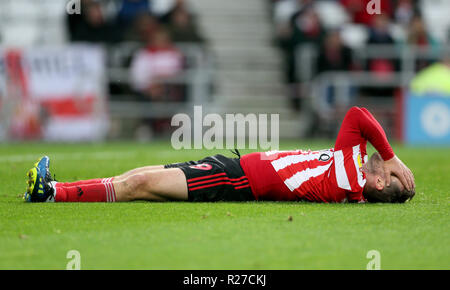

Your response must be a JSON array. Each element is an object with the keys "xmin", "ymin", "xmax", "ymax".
[{"xmin": 0, "ymin": 141, "xmax": 448, "ymax": 269}]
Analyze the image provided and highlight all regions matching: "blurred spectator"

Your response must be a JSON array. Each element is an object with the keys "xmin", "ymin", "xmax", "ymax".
[
  {"xmin": 124, "ymin": 12, "xmax": 160, "ymax": 43},
  {"xmin": 129, "ymin": 27, "xmax": 185, "ymax": 137},
  {"xmin": 167, "ymin": 1, "xmax": 205, "ymax": 44},
  {"xmin": 317, "ymin": 30, "xmax": 355, "ymax": 106},
  {"xmin": 279, "ymin": 4, "xmax": 325, "ymax": 83},
  {"xmin": 361, "ymin": 14, "xmax": 398, "ymax": 97},
  {"xmin": 367, "ymin": 14, "xmax": 395, "ymax": 46},
  {"xmin": 275, "ymin": 3, "xmax": 325, "ymax": 110},
  {"xmin": 290, "ymin": 4, "xmax": 325, "ymax": 49},
  {"xmin": 394, "ymin": 0, "xmax": 418, "ymax": 27},
  {"xmin": 354, "ymin": 13, "xmax": 397, "ymax": 99},
  {"xmin": 366, "ymin": 14, "xmax": 397, "ymax": 75},
  {"xmin": 408, "ymin": 15, "xmax": 435, "ymax": 48},
  {"xmin": 130, "ymin": 28, "xmax": 184, "ymax": 101},
  {"xmin": 407, "ymin": 15, "xmax": 439, "ymax": 70},
  {"xmin": 317, "ymin": 30, "xmax": 354, "ymax": 74},
  {"xmin": 68, "ymin": 0, "xmax": 120, "ymax": 43}
]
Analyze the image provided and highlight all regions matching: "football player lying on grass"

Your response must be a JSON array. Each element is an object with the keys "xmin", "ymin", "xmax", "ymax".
[{"xmin": 24, "ymin": 107, "xmax": 415, "ymax": 204}]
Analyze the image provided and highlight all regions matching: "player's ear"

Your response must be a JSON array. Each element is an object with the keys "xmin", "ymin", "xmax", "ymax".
[{"xmin": 375, "ymin": 176, "xmax": 384, "ymax": 191}]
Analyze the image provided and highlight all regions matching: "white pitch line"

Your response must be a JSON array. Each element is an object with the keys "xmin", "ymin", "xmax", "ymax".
[
  {"xmin": 0, "ymin": 149, "xmax": 186, "ymax": 163},
  {"xmin": 0, "ymin": 151, "xmax": 137, "ymax": 163},
  {"xmin": 0, "ymin": 148, "xmax": 208, "ymax": 164}
]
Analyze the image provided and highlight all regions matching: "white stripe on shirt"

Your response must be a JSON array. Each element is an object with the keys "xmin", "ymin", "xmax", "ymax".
[
  {"xmin": 334, "ymin": 150, "xmax": 351, "ymax": 191},
  {"xmin": 352, "ymin": 145, "xmax": 366, "ymax": 188},
  {"xmin": 271, "ymin": 150, "xmax": 332, "ymax": 172},
  {"xmin": 284, "ymin": 163, "xmax": 332, "ymax": 191}
]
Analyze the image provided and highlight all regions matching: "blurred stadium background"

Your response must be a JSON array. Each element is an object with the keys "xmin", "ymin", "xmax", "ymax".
[{"xmin": 0, "ymin": 0, "xmax": 449, "ymax": 145}]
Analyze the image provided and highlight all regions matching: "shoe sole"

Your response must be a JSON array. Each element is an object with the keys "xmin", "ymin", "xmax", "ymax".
[
  {"xmin": 27, "ymin": 167, "xmax": 38, "ymax": 192},
  {"xmin": 24, "ymin": 157, "xmax": 49, "ymax": 202},
  {"xmin": 25, "ymin": 167, "xmax": 44, "ymax": 199},
  {"xmin": 24, "ymin": 167, "xmax": 37, "ymax": 201}
]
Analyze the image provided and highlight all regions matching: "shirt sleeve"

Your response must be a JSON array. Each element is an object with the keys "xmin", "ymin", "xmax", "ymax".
[{"xmin": 334, "ymin": 106, "xmax": 394, "ymax": 161}]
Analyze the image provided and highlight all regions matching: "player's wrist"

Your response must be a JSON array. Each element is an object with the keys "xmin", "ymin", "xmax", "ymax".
[{"xmin": 381, "ymin": 151, "xmax": 395, "ymax": 162}]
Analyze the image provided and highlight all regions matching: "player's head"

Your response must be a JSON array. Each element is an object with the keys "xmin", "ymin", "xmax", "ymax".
[{"xmin": 363, "ymin": 152, "xmax": 415, "ymax": 203}]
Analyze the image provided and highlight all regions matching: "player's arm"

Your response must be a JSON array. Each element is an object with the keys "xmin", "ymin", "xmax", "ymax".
[
  {"xmin": 335, "ymin": 107, "xmax": 415, "ymax": 190},
  {"xmin": 358, "ymin": 107, "xmax": 415, "ymax": 190}
]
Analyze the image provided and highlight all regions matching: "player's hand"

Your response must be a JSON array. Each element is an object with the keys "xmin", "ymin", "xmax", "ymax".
[{"xmin": 383, "ymin": 155, "xmax": 415, "ymax": 191}]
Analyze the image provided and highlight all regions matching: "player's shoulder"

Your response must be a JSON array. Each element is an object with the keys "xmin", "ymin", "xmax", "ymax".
[{"xmin": 333, "ymin": 143, "xmax": 365, "ymax": 157}]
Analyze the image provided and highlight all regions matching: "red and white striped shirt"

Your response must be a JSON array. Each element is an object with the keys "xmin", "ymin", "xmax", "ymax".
[
  {"xmin": 264, "ymin": 145, "xmax": 367, "ymax": 203},
  {"xmin": 240, "ymin": 107, "xmax": 394, "ymax": 203}
]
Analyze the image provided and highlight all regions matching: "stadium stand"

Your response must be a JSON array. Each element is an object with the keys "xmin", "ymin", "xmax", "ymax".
[
  {"xmin": 270, "ymin": 0, "xmax": 450, "ymax": 137},
  {"xmin": 1, "ymin": 0, "xmax": 450, "ymax": 140}
]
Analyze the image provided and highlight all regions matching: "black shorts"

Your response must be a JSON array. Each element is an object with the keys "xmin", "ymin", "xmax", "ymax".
[{"xmin": 164, "ymin": 154, "xmax": 255, "ymax": 202}]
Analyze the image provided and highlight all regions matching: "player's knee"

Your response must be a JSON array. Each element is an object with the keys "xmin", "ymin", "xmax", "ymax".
[{"xmin": 123, "ymin": 173, "xmax": 149, "ymax": 198}]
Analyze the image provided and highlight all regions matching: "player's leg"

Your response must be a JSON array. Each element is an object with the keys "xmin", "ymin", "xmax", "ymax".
[
  {"xmin": 25, "ymin": 156, "xmax": 187, "ymax": 203},
  {"xmin": 25, "ymin": 155, "xmax": 252, "ymax": 203},
  {"xmin": 55, "ymin": 165, "xmax": 166, "ymax": 187},
  {"xmin": 113, "ymin": 168, "xmax": 188, "ymax": 201},
  {"xmin": 114, "ymin": 165, "xmax": 165, "ymax": 181},
  {"xmin": 50, "ymin": 168, "xmax": 187, "ymax": 202}
]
